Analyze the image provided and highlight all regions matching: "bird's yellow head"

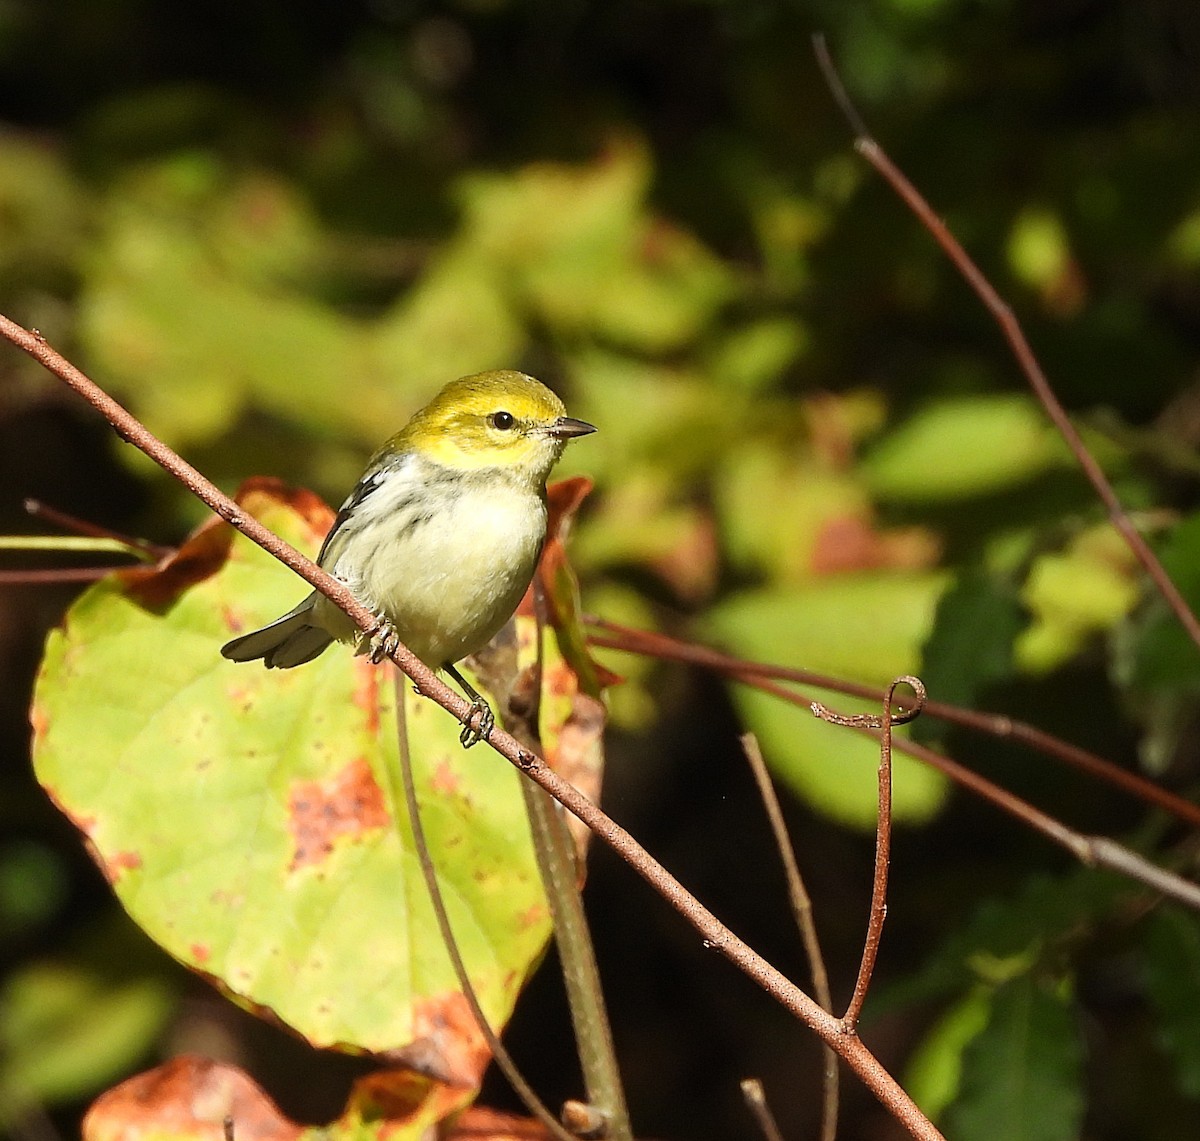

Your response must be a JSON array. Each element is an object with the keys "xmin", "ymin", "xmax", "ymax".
[{"xmin": 395, "ymin": 370, "xmax": 595, "ymax": 482}]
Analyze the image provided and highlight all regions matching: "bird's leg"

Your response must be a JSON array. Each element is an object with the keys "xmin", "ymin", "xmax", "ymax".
[
  {"xmin": 445, "ymin": 663, "xmax": 495, "ymax": 749},
  {"xmin": 366, "ymin": 616, "xmax": 402, "ymax": 664}
]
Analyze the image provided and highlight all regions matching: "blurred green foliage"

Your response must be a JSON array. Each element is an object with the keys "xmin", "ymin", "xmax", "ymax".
[
  {"xmin": 4, "ymin": 1, "xmax": 1200, "ymax": 1138},
  {"xmin": 943, "ymin": 973, "xmax": 1085, "ymax": 1141}
]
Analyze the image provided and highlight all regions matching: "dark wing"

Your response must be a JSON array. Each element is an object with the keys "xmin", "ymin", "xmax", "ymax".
[{"xmin": 316, "ymin": 467, "xmax": 386, "ymax": 566}]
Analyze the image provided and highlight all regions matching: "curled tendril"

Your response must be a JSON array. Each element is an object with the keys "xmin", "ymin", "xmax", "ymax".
[{"xmin": 811, "ymin": 676, "xmax": 926, "ymax": 730}]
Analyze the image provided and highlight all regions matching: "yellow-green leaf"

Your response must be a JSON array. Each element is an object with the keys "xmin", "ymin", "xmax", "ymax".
[{"xmin": 31, "ymin": 485, "xmax": 552, "ymax": 1073}]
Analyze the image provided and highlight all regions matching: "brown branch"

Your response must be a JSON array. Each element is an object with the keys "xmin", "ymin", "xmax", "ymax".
[
  {"xmin": 585, "ymin": 616, "xmax": 1200, "ymax": 831},
  {"xmin": 822, "ymin": 678, "xmax": 923, "ymax": 1032},
  {"xmin": 812, "ymin": 33, "xmax": 1200, "ymax": 654},
  {"xmin": 588, "ymin": 621, "xmax": 1200, "ymax": 911},
  {"xmin": 741, "ymin": 733, "xmax": 839, "ymax": 1141},
  {"xmin": 0, "ymin": 313, "xmax": 943, "ymax": 1141}
]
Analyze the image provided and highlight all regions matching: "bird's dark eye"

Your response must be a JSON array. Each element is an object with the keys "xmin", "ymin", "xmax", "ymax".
[{"xmin": 489, "ymin": 411, "xmax": 516, "ymax": 430}]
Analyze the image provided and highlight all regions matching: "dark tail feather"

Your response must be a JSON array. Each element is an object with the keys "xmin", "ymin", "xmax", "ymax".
[{"xmin": 221, "ymin": 593, "xmax": 335, "ymax": 669}]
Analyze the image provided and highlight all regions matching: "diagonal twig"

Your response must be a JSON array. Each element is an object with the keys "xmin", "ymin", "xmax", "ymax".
[
  {"xmin": 0, "ymin": 568, "xmax": 124, "ymax": 584},
  {"xmin": 812, "ymin": 33, "xmax": 1200, "ymax": 654},
  {"xmin": 0, "ymin": 312, "xmax": 944, "ymax": 1141},
  {"xmin": 740, "ymin": 1078, "xmax": 787, "ymax": 1141},
  {"xmin": 24, "ymin": 498, "xmax": 173, "ymax": 558},
  {"xmin": 741, "ymin": 733, "xmax": 839, "ymax": 1141}
]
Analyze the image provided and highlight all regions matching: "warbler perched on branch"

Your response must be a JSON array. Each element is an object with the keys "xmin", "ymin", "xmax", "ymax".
[{"xmin": 221, "ymin": 370, "xmax": 596, "ymax": 746}]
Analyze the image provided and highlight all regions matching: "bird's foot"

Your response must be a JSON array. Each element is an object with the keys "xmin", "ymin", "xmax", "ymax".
[
  {"xmin": 366, "ymin": 617, "xmax": 402, "ymax": 664},
  {"xmin": 459, "ymin": 695, "xmax": 495, "ymax": 749},
  {"xmin": 444, "ymin": 663, "xmax": 496, "ymax": 748}
]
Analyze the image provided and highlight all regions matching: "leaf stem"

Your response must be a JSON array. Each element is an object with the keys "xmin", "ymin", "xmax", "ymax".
[
  {"xmin": 741, "ymin": 733, "xmax": 839, "ymax": 1141},
  {"xmin": 522, "ymin": 779, "xmax": 632, "ymax": 1140},
  {"xmin": 389, "ymin": 671, "xmax": 579, "ymax": 1141}
]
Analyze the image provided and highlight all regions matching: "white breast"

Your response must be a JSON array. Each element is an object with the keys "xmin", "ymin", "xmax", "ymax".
[{"xmin": 320, "ymin": 465, "xmax": 547, "ymax": 667}]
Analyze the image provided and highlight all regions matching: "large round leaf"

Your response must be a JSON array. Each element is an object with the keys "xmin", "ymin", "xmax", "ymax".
[{"xmin": 31, "ymin": 482, "xmax": 553, "ymax": 1083}]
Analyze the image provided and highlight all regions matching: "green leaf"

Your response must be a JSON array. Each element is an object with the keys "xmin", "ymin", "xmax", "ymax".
[
  {"xmin": 707, "ymin": 317, "xmax": 809, "ymax": 393},
  {"xmin": 878, "ymin": 868, "xmax": 1126, "ymax": 1012},
  {"xmin": 0, "ymin": 841, "xmax": 67, "ymax": 936},
  {"xmin": 79, "ymin": 157, "xmax": 522, "ymax": 448},
  {"xmin": 1015, "ymin": 524, "xmax": 1140, "ymax": 674},
  {"xmin": 1122, "ymin": 599, "xmax": 1200, "ymax": 693},
  {"xmin": 1119, "ymin": 511, "xmax": 1200, "ymax": 692},
  {"xmin": 80, "ymin": 173, "xmax": 366, "ymax": 444},
  {"xmin": 31, "ymin": 485, "xmax": 552, "ymax": 1074},
  {"xmin": 1143, "ymin": 908, "xmax": 1200, "ymax": 1098},
  {"xmin": 917, "ymin": 571, "xmax": 1024, "ymax": 743},
  {"xmin": 459, "ymin": 141, "xmax": 733, "ymax": 352},
  {"xmin": 863, "ymin": 395, "xmax": 1063, "ymax": 502},
  {"xmin": 904, "ymin": 988, "xmax": 993, "ymax": 1120},
  {"xmin": 0, "ymin": 963, "xmax": 172, "ymax": 1118},
  {"xmin": 704, "ymin": 574, "xmax": 950, "ymax": 827},
  {"xmin": 714, "ymin": 438, "xmax": 878, "ymax": 585},
  {"xmin": 945, "ymin": 975, "xmax": 1085, "ymax": 1141},
  {"xmin": 569, "ymin": 352, "xmax": 744, "ymax": 484},
  {"xmin": 0, "ymin": 134, "xmax": 86, "ymax": 282},
  {"xmin": 367, "ymin": 242, "xmax": 525, "ymax": 416},
  {"xmin": 1112, "ymin": 512, "xmax": 1200, "ymax": 770},
  {"xmin": 1007, "ymin": 207, "xmax": 1072, "ymax": 291}
]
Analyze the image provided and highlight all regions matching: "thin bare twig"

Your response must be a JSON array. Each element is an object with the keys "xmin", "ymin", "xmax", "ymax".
[
  {"xmin": 23, "ymin": 498, "xmax": 173, "ymax": 558},
  {"xmin": 389, "ymin": 671, "xmax": 579, "ymax": 1141},
  {"xmin": 0, "ymin": 314, "xmax": 943, "ymax": 1141},
  {"xmin": 812, "ymin": 33, "xmax": 1200, "ymax": 654},
  {"xmin": 585, "ymin": 616, "xmax": 1200, "ymax": 830},
  {"xmin": 523, "ymin": 584, "xmax": 631, "ymax": 1140},
  {"xmin": 0, "ymin": 536, "xmax": 143, "ymax": 555},
  {"xmin": 521, "ymin": 779, "xmax": 631, "ymax": 1139},
  {"xmin": 781, "ymin": 674, "xmax": 1200, "ymax": 912},
  {"xmin": 588, "ymin": 621, "xmax": 1200, "ymax": 911},
  {"xmin": 740, "ymin": 1078, "xmax": 787, "ymax": 1141},
  {"xmin": 741, "ymin": 733, "xmax": 838, "ymax": 1141},
  {"xmin": 820, "ymin": 678, "xmax": 924, "ymax": 1031}
]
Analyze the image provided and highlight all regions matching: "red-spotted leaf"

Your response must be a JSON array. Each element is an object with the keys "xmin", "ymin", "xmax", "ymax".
[{"xmin": 31, "ymin": 481, "xmax": 571, "ymax": 1079}]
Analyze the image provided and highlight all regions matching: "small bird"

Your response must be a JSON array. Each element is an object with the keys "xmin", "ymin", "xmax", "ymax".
[{"xmin": 222, "ymin": 370, "xmax": 596, "ymax": 746}]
